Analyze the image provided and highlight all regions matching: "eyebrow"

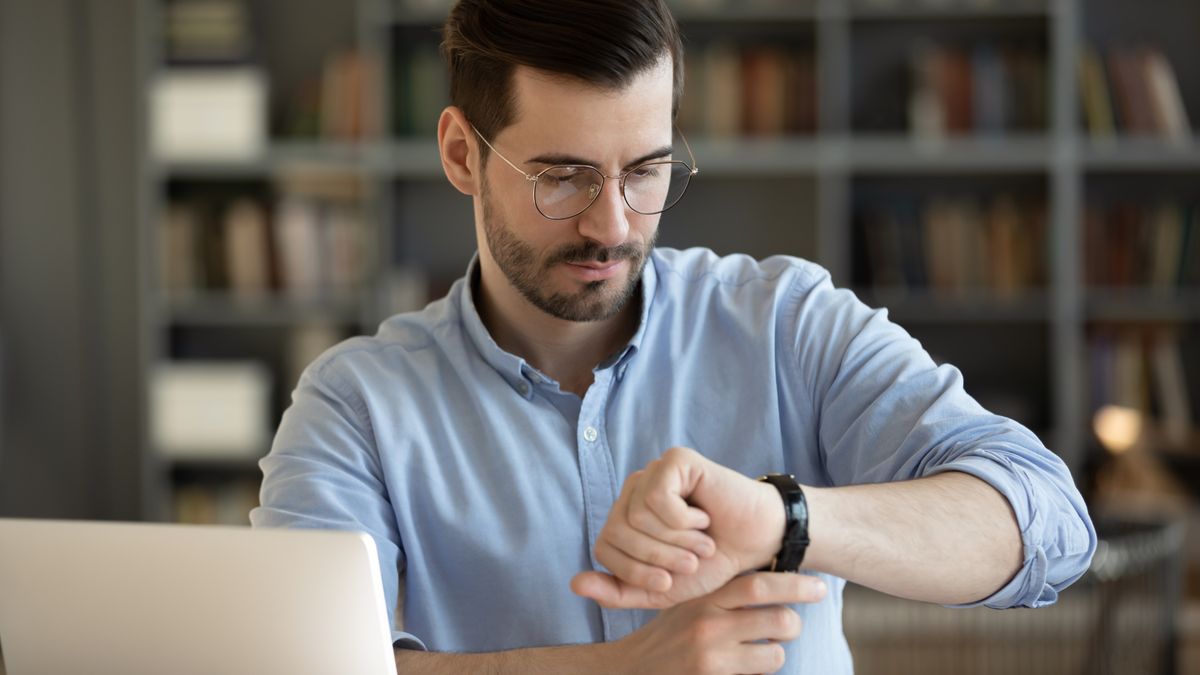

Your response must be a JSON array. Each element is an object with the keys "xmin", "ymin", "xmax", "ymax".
[{"xmin": 526, "ymin": 145, "xmax": 675, "ymax": 171}]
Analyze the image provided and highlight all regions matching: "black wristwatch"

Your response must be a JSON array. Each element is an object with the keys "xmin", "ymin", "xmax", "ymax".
[{"xmin": 757, "ymin": 474, "xmax": 809, "ymax": 573}]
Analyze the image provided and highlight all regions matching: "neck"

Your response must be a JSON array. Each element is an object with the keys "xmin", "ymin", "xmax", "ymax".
[{"xmin": 474, "ymin": 263, "xmax": 641, "ymax": 397}]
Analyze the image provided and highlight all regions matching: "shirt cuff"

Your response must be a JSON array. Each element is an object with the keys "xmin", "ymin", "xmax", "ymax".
[
  {"xmin": 392, "ymin": 630, "xmax": 428, "ymax": 651},
  {"xmin": 926, "ymin": 452, "xmax": 1087, "ymax": 610}
]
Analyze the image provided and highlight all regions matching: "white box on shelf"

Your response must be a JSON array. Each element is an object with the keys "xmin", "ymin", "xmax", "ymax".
[
  {"xmin": 150, "ymin": 67, "xmax": 267, "ymax": 162},
  {"xmin": 151, "ymin": 360, "xmax": 272, "ymax": 460}
]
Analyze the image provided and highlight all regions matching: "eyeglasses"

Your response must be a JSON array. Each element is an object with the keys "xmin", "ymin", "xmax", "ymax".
[{"xmin": 472, "ymin": 126, "xmax": 699, "ymax": 220}]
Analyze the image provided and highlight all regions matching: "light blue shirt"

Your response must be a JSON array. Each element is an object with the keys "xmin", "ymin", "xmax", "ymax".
[{"xmin": 251, "ymin": 248, "xmax": 1096, "ymax": 673}]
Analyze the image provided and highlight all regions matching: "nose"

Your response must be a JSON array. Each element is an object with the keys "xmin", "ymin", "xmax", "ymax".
[{"xmin": 576, "ymin": 175, "xmax": 630, "ymax": 248}]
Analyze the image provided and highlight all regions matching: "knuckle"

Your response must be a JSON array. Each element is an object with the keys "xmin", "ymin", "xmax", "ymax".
[
  {"xmin": 663, "ymin": 446, "xmax": 691, "ymax": 463},
  {"xmin": 645, "ymin": 491, "xmax": 677, "ymax": 521},
  {"xmin": 634, "ymin": 566, "xmax": 658, "ymax": 588},
  {"xmin": 746, "ymin": 575, "xmax": 770, "ymax": 604},
  {"xmin": 776, "ymin": 607, "xmax": 802, "ymax": 638},
  {"xmin": 643, "ymin": 546, "xmax": 670, "ymax": 569},
  {"xmin": 689, "ymin": 616, "xmax": 720, "ymax": 644},
  {"xmin": 628, "ymin": 507, "xmax": 658, "ymax": 532},
  {"xmin": 695, "ymin": 649, "xmax": 723, "ymax": 675}
]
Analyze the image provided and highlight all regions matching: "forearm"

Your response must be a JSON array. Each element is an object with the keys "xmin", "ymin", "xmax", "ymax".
[
  {"xmin": 394, "ymin": 641, "xmax": 615, "ymax": 675},
  {"xmin": 801, "ymin": 471, "xmax": 1022, "ymax": 605}
]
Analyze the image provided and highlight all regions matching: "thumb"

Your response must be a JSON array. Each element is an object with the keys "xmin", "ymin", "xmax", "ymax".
[{"xmin": 571, "ymin": 571, "xmax": 666, "ymax": 610}]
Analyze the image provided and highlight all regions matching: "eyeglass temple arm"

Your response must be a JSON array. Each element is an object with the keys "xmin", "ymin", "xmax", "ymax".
[
  {"xmin": 471, "ymin": 126, "xmax": 539, "ymax": 182},
  {"xmin": 676, "ymin": 124, "xmax": 699, "ymax": 175}
]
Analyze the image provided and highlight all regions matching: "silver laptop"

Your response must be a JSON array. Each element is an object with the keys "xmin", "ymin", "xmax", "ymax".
[{"xmin": 0, "ymin": 519, "xmax": 396, "ymax": 675}]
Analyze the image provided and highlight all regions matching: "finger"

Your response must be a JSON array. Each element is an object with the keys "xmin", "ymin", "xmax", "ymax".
[
  {"xmin": 594, "ymin": 537, "xmax": 673, "ymax": 593},
  {"xmin": 603, "ymin": 518, "xmax": 703, "ymax": 575},
  {"xmin": 728, "ymin": 605, "xmax": 803, "ymax": 644},
  {"xmin": 631, "ymin": 458, "xmax": 711, "ymax": 532},
  {"xmin": 712, "ymin": 572, "xmax": 828, "ymax": 610},
  {"xmin": 569, "ymin": 571, "xmax": 670, "ymax": 610},
  {"xmin": 623, "ymin": 463, "xmax": 714, "ymax": 558},
  {"xmin": 625, "ymin": 501, "xmax": 715, "ymax": 558},
  {"xmin": 733, "ymin": 642, "xmax": 787, "ymax": 675}
]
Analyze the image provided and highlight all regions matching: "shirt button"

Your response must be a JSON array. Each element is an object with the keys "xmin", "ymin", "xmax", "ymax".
[
  {"xmin": 516, "ymin": 382, "xmax": 530, "ymax": 396},
  {"xmin": 583, "ymin": 426, "xmax": 598, "ymax": 443}
]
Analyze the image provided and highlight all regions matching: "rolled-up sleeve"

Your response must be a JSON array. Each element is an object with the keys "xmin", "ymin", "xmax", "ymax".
[
  {"xmin": 790, "ymin": 267, "xmax": 1097, "ymax": 609},
  {"xmin": 250, "ymin": 358, "xmax": 427, "ymax": 649}
]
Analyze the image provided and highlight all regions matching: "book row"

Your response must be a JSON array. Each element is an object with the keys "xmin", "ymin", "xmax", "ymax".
[
  {"xmin": 1079, "ymin": 46, "xmax": 1192, "ymax": 142},
  {"xmin": 907, "ymin": 42, "xmax": 1048, "ymax": 137},
  {"xmin": 161, "ymin": 178, "xmax": 370, "ymax": 299},
  {"xmin": 1084, "ymin": 202, "xmax": 1200, "ymax": 289},
  {"xmin": 1089, "ymin": 327, "xmax": 1194, "ymax": 448},
  {"xmin": 855, "ymin": 194, "xmax": 1047, "ymax": 297}
]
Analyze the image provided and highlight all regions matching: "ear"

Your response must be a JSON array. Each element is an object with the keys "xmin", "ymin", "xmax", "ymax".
[{"xmin": 438, "ymin": 106, "xmax": 480, "ymax": 196}]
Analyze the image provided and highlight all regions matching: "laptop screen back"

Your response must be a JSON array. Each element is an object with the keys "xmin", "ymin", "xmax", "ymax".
[{"xmin": 0, "ymin": 519, "xmax": 396, "ymax": 675}]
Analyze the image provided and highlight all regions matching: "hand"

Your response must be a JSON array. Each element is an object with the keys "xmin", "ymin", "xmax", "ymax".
[
  {"xmin": 610, "ymin": 572, "xmax": 827, "ymax": 675},
  {"xmin": 572, "ymin": 447, "xmax": 787, "ymax": 609}
]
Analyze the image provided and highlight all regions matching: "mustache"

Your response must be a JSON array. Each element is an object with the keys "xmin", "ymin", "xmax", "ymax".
[{"xmin": 545, "ymin": 242, "xmax": 643, "ymax": 267}]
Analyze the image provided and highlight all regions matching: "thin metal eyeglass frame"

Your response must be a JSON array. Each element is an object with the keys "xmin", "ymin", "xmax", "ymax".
[{"xmin": 471, "ymin": 125, "xmax": 700, "ymax": 220}]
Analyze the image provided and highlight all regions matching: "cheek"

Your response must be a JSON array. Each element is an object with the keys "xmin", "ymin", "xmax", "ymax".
[{"xmin": 631, "ymin": 215, "xmax": 660, "ymax": 246}]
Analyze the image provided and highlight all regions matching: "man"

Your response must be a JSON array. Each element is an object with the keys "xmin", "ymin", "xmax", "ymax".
[{"xmin": 251, "ymin": 1, "xmax": 1096, "ymax": 672}]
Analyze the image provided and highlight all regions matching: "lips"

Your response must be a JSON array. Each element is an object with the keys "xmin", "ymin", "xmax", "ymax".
[{"xmin": 562, "ymin": 259, "xmax": 627, "ymax": 281}]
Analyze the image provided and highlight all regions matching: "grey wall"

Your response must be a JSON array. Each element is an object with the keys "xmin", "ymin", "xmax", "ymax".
[{"xmin": 0, "ymin": 0, "xmax": 141, "ymax": 519}]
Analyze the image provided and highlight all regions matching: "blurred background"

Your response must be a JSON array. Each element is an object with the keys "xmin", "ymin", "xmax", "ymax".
[{"xmin": 2, "ymin": 0, "xmax": 1199, "ymax": 672}]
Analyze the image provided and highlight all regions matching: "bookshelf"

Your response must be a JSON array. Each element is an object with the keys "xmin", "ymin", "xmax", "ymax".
[{"xmin": 137, "ymin": 0, "xmax": 1200, "ymax": 522}]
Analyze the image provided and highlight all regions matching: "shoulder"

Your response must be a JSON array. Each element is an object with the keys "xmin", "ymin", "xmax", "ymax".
[
  {"xmin": 304, "ymin": 293, "xmax": 462, "ymax": 388},
  {"xmin": 651, "ymin": 246, "xmax": 830, "ymax": 302}
]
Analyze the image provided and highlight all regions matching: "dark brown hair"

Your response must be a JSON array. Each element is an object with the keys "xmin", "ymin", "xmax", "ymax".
[{"xmin": 441, "ymin": 0, "xmax": 684, "ymax": 159}]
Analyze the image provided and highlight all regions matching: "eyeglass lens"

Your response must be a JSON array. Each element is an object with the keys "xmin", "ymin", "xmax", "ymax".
[{"xmin": 534, "ymin": 161, "xmax": 693, "ymax": 219}]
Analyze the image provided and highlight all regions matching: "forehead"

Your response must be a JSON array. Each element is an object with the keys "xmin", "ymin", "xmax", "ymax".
[{"xmin": 501, "ymin": 58, "xmax": 675, "ymax": 158}]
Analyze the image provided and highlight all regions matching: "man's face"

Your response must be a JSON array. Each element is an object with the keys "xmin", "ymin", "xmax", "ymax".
[{"xmin": 477, "ymin": 58, "xmax": 674, "ymax": 323}]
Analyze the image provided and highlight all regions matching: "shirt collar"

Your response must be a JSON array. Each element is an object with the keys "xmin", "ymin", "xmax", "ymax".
[{"xmin": 455, "ymin": 251, "xmax": 659, "ymax": 394}]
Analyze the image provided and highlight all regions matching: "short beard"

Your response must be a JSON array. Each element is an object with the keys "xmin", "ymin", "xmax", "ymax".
[{"xmin": 481, "ymin": 172, "xmax": 653, "ymax": 323}]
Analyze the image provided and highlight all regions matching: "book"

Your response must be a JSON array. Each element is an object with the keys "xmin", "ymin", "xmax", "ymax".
[
  {"xmin": 162, "ymin": 203, "xmax": 201, "ymax": 295},
  {"xmin": 274, "ymin": 195, "xmax": 323, "ymax": 298},
  {"xmin": 1078, "ymin": 46, "xmax": 1116, "ymax": 137},
  {"xmin": 223, "ymin": 198, "xmax": 271, "ymax": 299},
  {"xmin": 1107, "ymin": 50, "xmax": 1156, "ymax": 135},
  {"xmin": 1183, "ymin": 206, "xmax": 1200, "ymax": 286},
  {"xmin": 940, "ymin": 48, "xmax": 973, "ymax": 135},
  {"xmin": 1148, "ymin": 203, "xmax": 1184, "ymax": 291},
  {"xmin": 319, "ymin": 50, "xmax": 383, "ymax": 141},
  {"xmin": 1149, "ymin": 332, "xmax": 1193, "ymax": 447},
  {"xmin": 1143, "ymin": 48, "xmax": 1192, "ymax": 144},
  {"xmin": 909, "ymin": 44, "xmax": 946, "ymax": 138},
  {"xmin": 676, "ymin": 47, "xmax": 707, "ymax": 135},
  {"xmin": 861, "ymin": 209, "xmax": 907, "ymax": 291},
  {"xmin": 1112, "ymin": 331, "xmax": 1147, "ymax": 411},
  {"xmin": 1083, "ymin": 204, "xmax": 1107, "ymax": 287},
  {"xmin": 742, "ymin": 47, "xmax": 788, "ymax": 136},
  {"xmin": 784, "ymin": 51, "xmax": 818, "ymax": 134},
  {"xmin": 986, "ymin": 195, "xmax": 1022, "ymax": 297},
  {"xmin": 972, "ymin": 43, "xmax": 1006, "ymax": 135},
  {"xmin": 395, "ymin": 45, "xmax": 448, "ymax": 137},
  {"xmin": 922, "ymin": 198, "xmax": 956, "ymax": 295},
  {"xmin": 703, "ymin": 42, "xmax": 743, "ymax": 138}
]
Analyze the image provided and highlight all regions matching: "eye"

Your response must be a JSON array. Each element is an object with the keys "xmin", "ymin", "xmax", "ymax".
[
  {"xmin": 631, "ymin": 164, "xmax": 663, "ymax": 179},
  {"xmin": 542, "ymin": 166, "xmax": 587, "ymax": 184}
]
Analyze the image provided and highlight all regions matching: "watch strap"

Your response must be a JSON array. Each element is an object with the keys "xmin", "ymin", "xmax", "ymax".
[{"xmin": 757, "ymin": 473, "xmax": 809, "ymax": 573}]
